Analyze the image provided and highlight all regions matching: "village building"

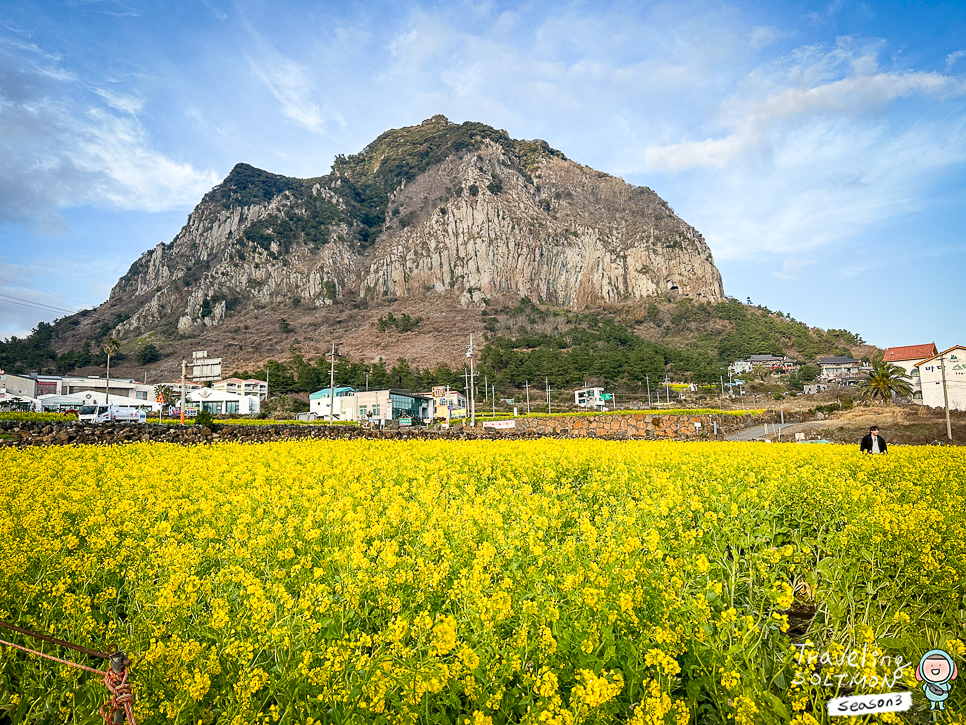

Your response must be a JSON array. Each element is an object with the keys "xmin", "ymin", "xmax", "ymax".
[
  {"xmin": 574, "ymin": 387, "xmax": 610, "ymax": 409},
  {"xmin": 0, "ymin": 372, "xmax": 38, "ymax": 398},
  {"xmin": 213, "ymin": 378, "xmax": 268, "ymax": 400},
  {"xmin": 883, "ymin": 343, "xmax": 937, "ymax": 402},
  {"xmin": 425, "ymin": 387, "xmax": 468, "ymax": 418},
  {"xmin": 57, "ymin": 375, "xmax": 156, "ymax": 401},
  {"xmin": 309, "ymin": 386, "xmax": 356, "ymax": 419},
  {"xmin": 817, "ymin": 356, "xmax": 861, "ymax": 379},
  {"xmin": 728, "ymin": 355, "xmax": 796, "ymax": 375},
  {"xmin": 188, "ymin": 387, "xmax": 260, "ymax": 415},
  {"xmin": 348, "ymin": 390, "xmax": 434, "ymax": 423},
  {"xmin": 916, "ymin": 346, "xmax": 966, "ymax": 412}
]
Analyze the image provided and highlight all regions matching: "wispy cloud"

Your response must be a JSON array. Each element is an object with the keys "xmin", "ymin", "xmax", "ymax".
[
  {"xmin": 93, "ymin": 87, "xmax": 143, "ymax": 114},
  {"xmin": 243, "ymin": 22, "xmax": 328, "ymax": 133},
  {"xmin": 771, "ymin": 258, "xmax": 816, "ymax": 280},
  {"xmin": 0, "ymin": 35, "xmax": 217, "ymax": 230},
  {"xmin": 947, "ymin": 50, "xmax": 966, "ymax": 72},
  {"xmin": 637, "ymin": 38, "xmax": 966, "ymax": 260}
]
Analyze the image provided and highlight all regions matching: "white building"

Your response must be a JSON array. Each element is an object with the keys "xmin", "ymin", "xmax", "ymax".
[
  {"xmin": 818, "ymin": 357, "xmax": 861, "ymax": 379},
  {"xmin": 188, "ymin": 388, "xmax": 260, "ymax": 415},
  {"xmin": 58, "ymin": 375, "xmax": 157, "ymax": 402},
  {"xmin": 728, "ymin": 355, "xmax": 796, "ymax": 376},
  {"xmin": 309, "ymin": 387, "xmax": 356, "ymax": 419},
  {"xmin": 40, "ymin": 391, "xmax": 162, "ymax": 412},
  {"xmin": 883, "ymin": 343, "xmax": 937, "ymax": 402},
  {"xmin": 916, "ymin": 346, "xmax": 966, "ymax": 412},
  {"xmin": 213, "ymin": 378, "xmax": 268, "ymax": 400},
  {"xmin": 0, "ymin": 372, "xmax": 38, "ymax": 397},
  {"xmin": 574, "ymin": 387, "xmax": 609, "ymax": 409}
]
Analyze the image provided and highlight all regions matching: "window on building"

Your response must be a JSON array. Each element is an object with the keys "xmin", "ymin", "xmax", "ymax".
[
  {"xmin": 226, "ymin": 401, "xmax": 239, "ymax": 414},
  {"xmin": 910, "ymin": 369, "xmax": 920, "ymax": 377},
  {"xmin": 203, "ymin": 401, "xmax": 222, "ymax": 414},
  {"xmin": 359, "ymin": 405, "xmax": 367, "ymax": 417},
  {"xmin": 371, "ymin": 404, "xmax": 381, "ymax": 417},
  {"xmin": 136, "ymin": 391, "xmax": 147, "ymax": 400}
]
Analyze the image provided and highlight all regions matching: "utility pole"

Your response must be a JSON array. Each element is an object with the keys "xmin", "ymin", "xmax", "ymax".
[
  {"xmin": 720, "ymin": 376, "xmax": 725, "ymax": 399},
  {"xmin": 546, "ymin": 377, "xmax": 551, "ymax": 414},
  {"xmin": 484, "ymin": 374, "xmax": 488, "ymax": 403},
  {"xmin": 525, "ymin": 381, "xmax": 531, "ymax": 415},
  {"xmin": 365, "ymin": 370, "xmax": 369, "ymax": 391},
  {"xmin": 665, "ymin": 375, "xmax": 670, "ymax": 405},
  {"xmin": 940, "ymin": 353, "xmax": 953, "ymax": 441},
  {"xmin": 492, "ymin": 384, "xmax": 496, "ymax": 414},
  {"xmin": 328, "ymin": 343, "xmax": 336, "ymax": 424},
  {"xmin": 180, "ymin": 359, "xmax": 187, "ymax": 426},
  {"xmin": 467, "ymin": 335, "xmax": 476, "ymax": 427},
  {"xmin": 646, "ymin": 375, "xmax": 652, "ymax": 407}
]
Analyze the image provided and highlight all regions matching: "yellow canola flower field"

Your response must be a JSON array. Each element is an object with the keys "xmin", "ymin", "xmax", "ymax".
[{"xmin": 1, "ymin": 440, "xmax": 965, "ymax": 725}]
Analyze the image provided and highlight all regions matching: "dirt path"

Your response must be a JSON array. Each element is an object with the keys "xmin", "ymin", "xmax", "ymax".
[{"xmin": 728, "ymin": 404, "xmax": 964, "ymax": 446}]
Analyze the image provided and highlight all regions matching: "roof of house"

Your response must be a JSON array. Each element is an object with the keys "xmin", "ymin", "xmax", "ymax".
[
  {"xmin": 915, "ymin": 345, "xmax": 966, "ymax": 367},
  {"xmin": 818, "ymin": 356, "xmax": 859, "ymax": 364},
  {"xmin": 310, "ymin": 386, "xmax": 356, "ymax": 399},
  {"xmin": 883, "ymin": 343, "xmax": 937, "ymax": 362}
]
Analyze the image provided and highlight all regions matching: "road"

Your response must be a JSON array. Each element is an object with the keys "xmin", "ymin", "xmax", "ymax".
[{"xmin": 725, "ymin": 423, "xmax": 798, "ymax": 441}]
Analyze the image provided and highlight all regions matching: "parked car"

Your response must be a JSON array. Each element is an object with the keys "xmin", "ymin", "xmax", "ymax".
[{"xmin": 78, "ymin": 405, "xmax": 147, "ymax": 424}]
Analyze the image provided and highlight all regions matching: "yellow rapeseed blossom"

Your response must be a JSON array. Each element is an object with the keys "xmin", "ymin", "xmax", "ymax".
[{"xmin": 0, "ymin": 439, "xmax": 962, "ymax": 723}]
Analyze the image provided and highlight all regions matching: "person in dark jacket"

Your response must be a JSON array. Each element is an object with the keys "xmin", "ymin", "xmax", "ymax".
[{"xmin": 860, "ymin": 426, "xmax": 887, "ymax": 454}]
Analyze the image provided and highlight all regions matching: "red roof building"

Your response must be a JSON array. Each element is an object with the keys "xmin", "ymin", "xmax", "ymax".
[
  {"xmin": 884, "ymin": 343, "xmax": 937, "ymax": 362},
  {"xmin": 883, "ymin": 343, "xmax": 936, "ymax": 402}
]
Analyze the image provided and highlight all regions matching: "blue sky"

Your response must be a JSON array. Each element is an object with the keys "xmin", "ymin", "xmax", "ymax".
[{"xmin": 1, "ymin": 0, "xmax": 964, "ymax": 352}]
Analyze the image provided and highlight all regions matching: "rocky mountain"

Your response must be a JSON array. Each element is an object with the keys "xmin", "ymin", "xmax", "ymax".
[{"xmin": 47, "ymin": 116, "xmax": 726, "ymax": 372}]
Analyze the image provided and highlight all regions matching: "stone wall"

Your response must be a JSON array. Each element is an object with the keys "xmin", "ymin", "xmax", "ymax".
[
  {"xmin": 477, "ymin": 412, "xmax": 769, "ymax": 439},
  {"xmin": 0, "ymin": 411, "xmax": 777, "ymax": 447}
]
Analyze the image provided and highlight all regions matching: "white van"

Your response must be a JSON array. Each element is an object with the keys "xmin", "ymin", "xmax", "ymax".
[{"xmin": 78, "ymin": 405, "xmax": 147, "ymax": 424}]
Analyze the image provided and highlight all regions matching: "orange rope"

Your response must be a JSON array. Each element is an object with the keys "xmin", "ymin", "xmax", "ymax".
[
  {"xmin": 0, "ymin": 638, "xmax": 137, "ymax": 724},
  {"xmin": 101, "ymin": 666, "xmax": 136, "ymax": 724},
  {"xmin": 0, "ymin": 637, "xmax": 102, "ymax": 674}
]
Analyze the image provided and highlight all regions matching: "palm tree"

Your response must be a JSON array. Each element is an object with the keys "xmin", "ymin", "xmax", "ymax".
[
  {"xmin": 153, "ymin": 384, "xmax": 174, "ymax": 405},
  {"xmin": 154, "ymin": 383, "xmax": 174, "ymax": 420},
  {"xmin": 856, "ymin": 361, "xmax": 913, "ymax": 401},
  {"xmin": 103, "ymin": 337, "xmax": 120, "ymax": 405}
]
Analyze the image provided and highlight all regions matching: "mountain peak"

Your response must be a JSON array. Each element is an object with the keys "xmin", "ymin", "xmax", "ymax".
[{"xmin": 89, "ymin": 118, "xmax": 723, "ymax": 364}]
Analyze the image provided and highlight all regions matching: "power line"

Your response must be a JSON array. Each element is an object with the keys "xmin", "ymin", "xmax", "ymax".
[
  {"xmin": 0, "ymin": 292, "xmax": 76, "ymax": 316},
  {"xmin": 0, "ymin": 276, "xmax": 90, "ymax": 308}
]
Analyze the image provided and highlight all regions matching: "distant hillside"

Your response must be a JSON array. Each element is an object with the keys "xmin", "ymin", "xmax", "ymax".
[
  {"xmin": 0, "ymin": 117, "xmax": 870, "ymax": 387},
  {"xmin": 4, "ymin": 115, "xmax": 727, "ymax": 377}
]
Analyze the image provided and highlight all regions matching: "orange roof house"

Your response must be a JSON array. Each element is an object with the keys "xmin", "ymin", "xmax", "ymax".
[{"xmin": 884, "ymin": 343, "xmax": 937, "ymax": 362}]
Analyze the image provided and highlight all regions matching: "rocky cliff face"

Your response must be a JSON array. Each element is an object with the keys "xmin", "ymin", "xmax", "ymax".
[{"xmin": 107, "ymin": 116, "xmax": 723, "ymax": 343}]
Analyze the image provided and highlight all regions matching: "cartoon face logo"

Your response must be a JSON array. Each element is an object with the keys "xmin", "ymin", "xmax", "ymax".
[{"xmin": 916, "ymin": 650, "xmax": 958, "ymax": 711}]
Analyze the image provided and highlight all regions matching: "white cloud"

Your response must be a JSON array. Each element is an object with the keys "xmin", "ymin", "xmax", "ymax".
[
  {"xmin": 241, "ymin": 20, "xmax": 340, "ymax": 134},
  {"xmin": 646, "ymin": 67, "xmax": 964, "ymax": 173},
  {"xmin": 93, "ymin": 88, "xmax": 143, "ymax": 115},
  {"xmin": 0, "ymin": 34, "xmax": 218, "ymax": 229},
  {"xmin": 749, "ymin": 26, "xmax": 783, "ymax": 50},
  {"xmin": 771, "ymin": 258, "xmax": 816, "ymax": 280},
  {"xmin": 948, "ymin": 50, "xmax": 966, "ymax": 72},
  {"xmin": 635, "ymin": 39, "xmax": 966, "ymax": 262}
]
